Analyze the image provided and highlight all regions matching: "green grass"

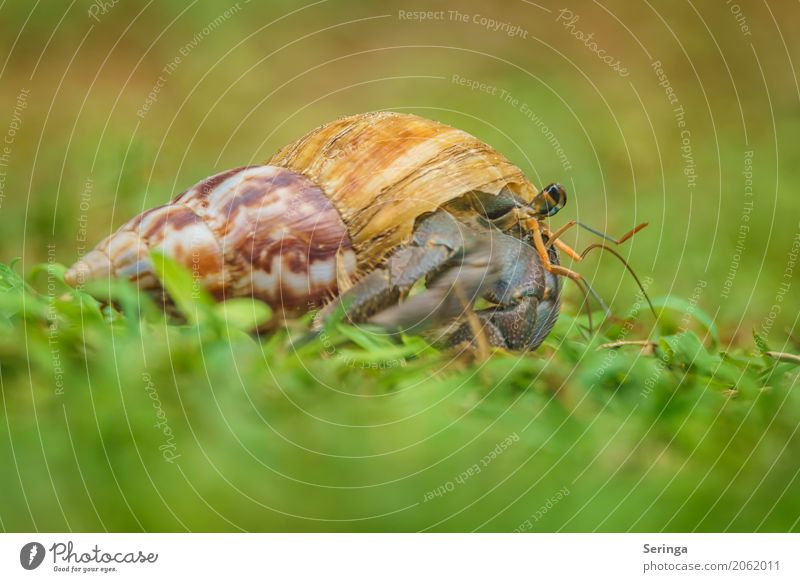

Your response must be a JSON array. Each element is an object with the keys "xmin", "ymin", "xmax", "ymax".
[{"xmin": 1, "ymin": 257, "xmax": 798, "ymax": 532}]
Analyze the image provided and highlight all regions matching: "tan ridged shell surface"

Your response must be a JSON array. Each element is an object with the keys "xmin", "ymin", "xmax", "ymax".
[{"xmin": 268, "ymin": 111, "xmax": 538, "ymax": 269}]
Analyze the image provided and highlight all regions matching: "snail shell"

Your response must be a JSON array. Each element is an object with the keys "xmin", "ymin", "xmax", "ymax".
[
  {"xmin": 65, "ymin": 166, "xmax": 357, "ymax": 309},
  {"xmin": 66, "ymin": 112, "xmax": 540, "ymax": 312}
]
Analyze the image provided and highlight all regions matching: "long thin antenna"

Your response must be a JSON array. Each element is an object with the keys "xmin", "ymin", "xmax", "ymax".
[
  {"xmin": 581, "ymin": 278, "xmax": 612, "ymax": 318},
  {"xmin": 571, "ymin": 277, "xmax": 594, "ymax": 339},
  {"xmin": 577, "ymin": 222, "xmax": 649, "ymax": 245},
  {"xmin": 580, "ymin": 244, "xmax": 657, "ymax": 319}
]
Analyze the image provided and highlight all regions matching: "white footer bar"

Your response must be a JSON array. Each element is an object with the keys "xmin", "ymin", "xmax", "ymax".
[{"xmin": 1, "ymin": 533, "xmax": 797, "ymax": 581}]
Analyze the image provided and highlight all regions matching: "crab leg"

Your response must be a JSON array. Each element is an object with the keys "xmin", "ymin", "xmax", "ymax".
[
  {"xmin": 369, "ymin": 243, "xmax": 502, "ymax": 334},
  {"xmin": 540, "ymin": 223, "xmax": 656, "ymax": 321},
  {"xmin": 529, "ymin": 219, "xmax": 583, "ymax": 283},
  {"xmin": 317, "ymin": 243, "xmax": 452, "ymax": 328},
  {"xmin": 318, "ymin": 210, "xmax": 501, "ymax": 334}
]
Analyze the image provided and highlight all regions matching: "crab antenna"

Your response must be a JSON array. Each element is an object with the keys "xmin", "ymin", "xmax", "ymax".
[
  {"xmin": 579, "ymin": 244, "xmax": 657, "ymax": 320},
  {"xmin": 569, "ymin": 276, "xmax": 614, "ymax": 340},
  {"xmin": 581, "ymin": 278, "xmax": 612, "ymax": 318},
  {"xmin": 576, "ymin": 222, "xmax": 649, "ymax": 245},
  {"xmin": 571, "ymin": 277, "xmax": 594, "ymax": 339}
]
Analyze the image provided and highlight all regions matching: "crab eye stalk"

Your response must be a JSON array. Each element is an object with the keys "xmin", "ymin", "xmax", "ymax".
[{"xmin": 531, "ymin": 183, "xmax": 567, "ymax": 218}]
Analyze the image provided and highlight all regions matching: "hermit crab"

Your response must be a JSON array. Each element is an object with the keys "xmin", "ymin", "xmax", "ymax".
[{"xmin": 65, "ymin": 111, "xmax": 649, "ymax": 351}]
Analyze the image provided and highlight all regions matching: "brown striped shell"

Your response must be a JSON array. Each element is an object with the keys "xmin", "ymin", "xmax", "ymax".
[
  {"xmin": 65, "ymin": 166, "xmax": 357, "ymax": 310},
  {"xmin": 66, "ymin": 111, "xmax": 539, "ymax": 312}
]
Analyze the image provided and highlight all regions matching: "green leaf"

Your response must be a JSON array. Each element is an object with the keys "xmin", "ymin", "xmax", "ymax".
[
  {"xmin": 0, "ymin": 263, "xmax": 48, "ymax": 320},
  {"xmin": 658, "ymin": 331, "xmax": 716, "ymax": 374},
  {"xmin": 150, "ymin": 250, "xmax": 214, "ymax": 324},
  {"xmin": 213, "ymin": 298, "xmax": 272, "ymax": 332},
  {"xmin": 82, "ymin": 278, "xmax": 161, "ymax": 329},
  {"xmin": 651, "ymin": 295, "xmax": 719, "ymax": 346},
  {"xmin": 752, "ymin": 330, "xmax": 772, "ymax": 354},
  {"xmin": 336, "ymin": 323, "xmax": 394, "ymax": 350},
  {"xmin": 28, "ymin": 262, "xmax": 68, "ymax": 287},
  {"xmin": 752, "ymin": 331, "xmax": 776, "ymax": 368},
  {"xmin": 0, "ymin": 261, "xmax": 29, "ymax": 293}
]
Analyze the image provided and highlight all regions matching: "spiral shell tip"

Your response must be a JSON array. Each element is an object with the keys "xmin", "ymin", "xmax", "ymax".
[{"xmin": 64, "ymin": 250, "xmax": 112, "ymax": 288}]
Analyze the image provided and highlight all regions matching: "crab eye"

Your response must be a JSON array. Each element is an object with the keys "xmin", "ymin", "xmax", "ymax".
[{"xmin": 532, "ymin": 183, "xmax": 567, "ymax": 217}]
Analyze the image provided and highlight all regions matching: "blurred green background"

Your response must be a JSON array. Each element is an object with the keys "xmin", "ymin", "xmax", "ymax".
[{"xmin": 1, "ymin": 0, "xmax": 799, "ymax": 531}]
